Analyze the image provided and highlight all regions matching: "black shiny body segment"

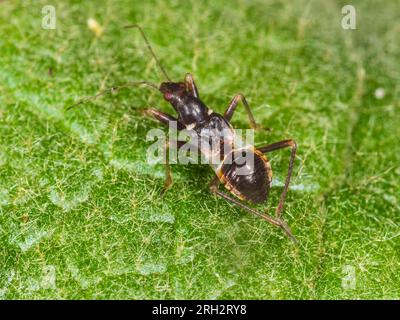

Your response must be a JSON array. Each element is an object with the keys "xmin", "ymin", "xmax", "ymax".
[
  {"xmin": 160, "ymin": 82, "xmax": 210, "ymax": 125},
  {"xmin": 194, "ymin": 112, "xmax": 231, "ymax": 134},
  {"xmin": 220, "ymin": 149, "xmax": 272, "ymax": 203},
  {"xmin": 175, "ymin": 95, "xmax": 210, "ymax": 125},
  {"xmin": 194, "ymin": 112, "xmax": 235, "ymax": 161}
]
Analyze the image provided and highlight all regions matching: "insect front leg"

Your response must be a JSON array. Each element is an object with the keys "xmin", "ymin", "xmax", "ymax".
[
  {"xmin": 144, "ymin": 108, "xmax": 186, "ymax": 195},
  {"xmin": 161, "ymin": 136, "xmax": 173, "ymax": 195},
  {"xmin": 144, "ymin": 107, "xmax": 185, "ymax": 130},
  {"xmin": 160, "ymin": 138, "xmax": 189, "ymax": 196},
  {"xmin": 184, "ymin": 73, "xmax": 200, "ymax": 98},
  {"xmin": 208, "ymin": 176, "xmax": 297, "ymax": 242},
  {"xmin": 224, "ymin": 94, "xmax": 259, "ymax": 129},
  {"xmin": 257, "ymin": 139, "xmax": 298, "ymax": 218}
]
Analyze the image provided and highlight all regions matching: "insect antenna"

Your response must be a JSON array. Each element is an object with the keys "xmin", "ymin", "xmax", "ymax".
[
  {"xmin": 124, "ymin": 24, "xmax": 171, "ymax": 81},
  {"xmin": 66, "ymin": 81, "xmax": 159, "ymax": 110}
]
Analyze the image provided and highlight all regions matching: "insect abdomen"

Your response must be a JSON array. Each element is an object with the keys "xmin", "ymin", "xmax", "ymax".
[{"xmin": 218, "ymin": 148, "xmax": 272, "ymax": 204}]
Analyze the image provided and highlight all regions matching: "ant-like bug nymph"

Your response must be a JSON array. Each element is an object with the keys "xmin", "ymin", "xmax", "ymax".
[{"xmin": 68, "ymin": 25, "xmax": 298, "ymax": 242}]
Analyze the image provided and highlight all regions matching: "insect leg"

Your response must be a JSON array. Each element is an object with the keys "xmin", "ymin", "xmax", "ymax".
[
  {"xmin": 257, "ymin": 139, "xmax": 297, "ymax": 219},
  {"xmin": 224, "ymin": 94, "xmax": 258, "ymax": 129},
  {"xmin": 144, "ymin": 108, "xmax": 185, "ymax": 130},
  {"xmin": 184, "ymin": 73, "xmax": 200, "ymax": 99},
  {"xmin": 144, "ymin": 108, "xmax": 186, "ymax": 194},
  {"xmin": 161, "ymin": 135, "xmax": 173, "ymax": 195},
  {"xmin": 209, "ymin": 176, "xmax": 297, "ymax": 242},
  {"xmin": 160, "ymin": 138, "xmax": 189, "ymax": 196},
  {"xmin": 162, "ymin": 138, "xmax": 191, "ymax": 195}
]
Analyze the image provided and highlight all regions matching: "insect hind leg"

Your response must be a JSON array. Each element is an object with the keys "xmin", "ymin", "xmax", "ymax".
[
  {"xmin": 257, "ymin": 139, "xmax": 297, "ymax": 219},
  {"xmin": 209, "ymin": 176, "xmax": 297, "ymax": 242}
]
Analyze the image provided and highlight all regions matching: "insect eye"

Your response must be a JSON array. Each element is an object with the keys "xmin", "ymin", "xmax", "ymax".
[{"xmin": 164, "ymin": 92, "xmax": 173, "ymax": 100}]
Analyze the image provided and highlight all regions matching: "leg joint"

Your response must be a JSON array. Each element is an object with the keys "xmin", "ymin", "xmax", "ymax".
[
  {"xmin": 287, "ymin": 139, "xmax": 297, "ymax": 150},
  {"xmin": 234, "ymin": 93, "xmax": 245, "ymax": 101},
  {"xmin": 209, "ymin": 184, "xmax": 218, "ymax": 193}
]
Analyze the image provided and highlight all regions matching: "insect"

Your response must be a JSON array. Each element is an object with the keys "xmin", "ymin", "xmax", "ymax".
[{"xmin": 69, "ymin": 25, "xmax": 298, "ymax": 241}]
